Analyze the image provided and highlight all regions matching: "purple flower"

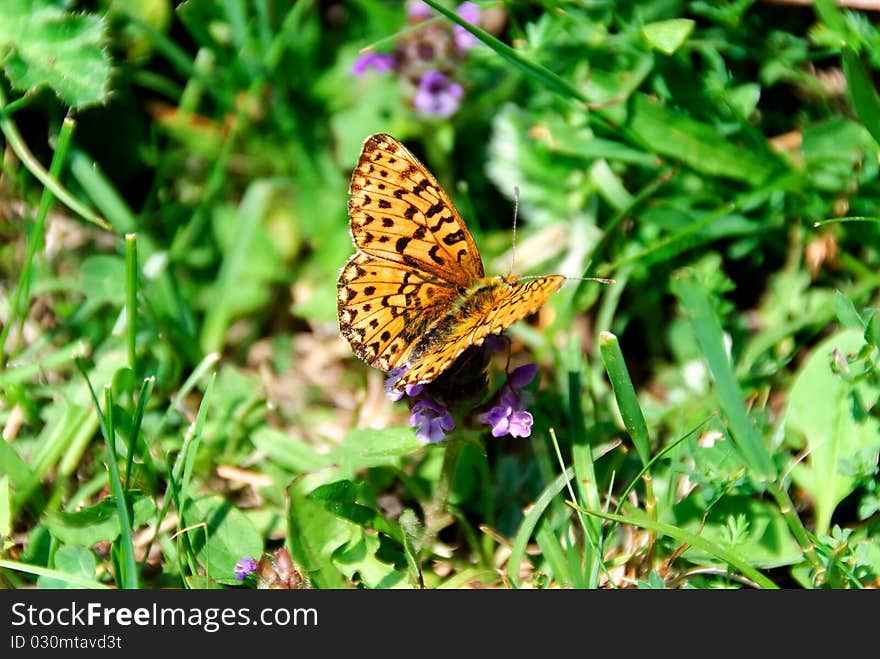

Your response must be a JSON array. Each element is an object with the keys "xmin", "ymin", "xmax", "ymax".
[
  {"xmin": 454, "ymin": 2, "xmax": 481, "ymax": 51},
  {"xmin": 385, "ymin": 366, "xmax": 424, "ymax": 401},
  {"xmin": 413, "ymin": 70, "xmax": 464, "ymax": 118},
  {"xmin": 480, "ymin": 389, "xmax": 534, "ymax": 438},
  {"xmin": 234, "ymin": 557, "xmax": 258, "ymax": 581},
  {"xmin": 351, "ymin": 52, "xmax": 396, "ymax": 76},
  {"xmin": 508, "ymin": 363, "xmax": 538, "ymax": 389},
  {"xmin": 479, "ymin": 363, "xmax": 538, "ymax": 438},
  {"xmin": 409, "ymin": 397, "xmax": 455, "ymax": 444},
  {"xmin": 407, "ymin": 0, "xmax": 434, "ymax": 22}
]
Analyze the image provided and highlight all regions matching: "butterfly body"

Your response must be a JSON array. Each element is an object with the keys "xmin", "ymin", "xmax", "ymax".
[{"xmin": 338, "ymin": 133, "xmax": 565, "ymax": 392}]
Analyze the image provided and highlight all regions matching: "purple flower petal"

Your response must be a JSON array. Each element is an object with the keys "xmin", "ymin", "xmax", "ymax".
[
  {"xmin": 456, "ymin": 2, "xmax": 480, "ymax": 23},
  {"xmin": 454, "ymin": 2, "xmax": 481, "ymax": 51},
  {"xmin": 509, "ymin": 363, "xmax": 538, "ymax": 389},
  {"xmin": 234, "ymin": 557, "xmax": 258, "ymax": 581},
  {"xmin": 507, "ymin": 409, "xmax": 534, "ymax": 438},
  {"xmin": 405, "ymin": 383, "xmax": 425, "ymax": 397},
  {"xmin": 410, "ymin": 397, "xmax": 455, "ymax": 444},
  {"xmin": 407, "ymin": 0, "xmax": 434, "ymax": 21},
  {"xmin": 385, "ymin": 366, "xmax": 409, "ymax": 401},
  {"xmin": 413, "ymin": 70, "xmax": 463, "ymax": 118},
  {"xmin": 351, "ymin": 52, "xmax": 396, "ymax": 76},
  {"xmin": 479, "ymin": 386, "xmax": 535, "ymax": 438}
]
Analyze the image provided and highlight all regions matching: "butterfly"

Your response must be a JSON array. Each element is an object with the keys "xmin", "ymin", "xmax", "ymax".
[{"xmin": 337, "ymin": 133, "xmax": 571, "ymax": 393}]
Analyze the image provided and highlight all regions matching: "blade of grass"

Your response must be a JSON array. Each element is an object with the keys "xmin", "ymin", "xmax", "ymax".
[
  {"xmin": 566, "ymin": 347, "xmax": 603, "ymax": 586},
  {"xmin": 598, "ymin": 330, "xmax": 657, "ymax": 536},
  {"xmin": 671, "ymin": 272, "xmax": 775, "ymax": 480},
  {"xmin": 0, "ymin": 340, "xmax": 89, "ymax": 388},
  {"xmin": 627, "ymin": 93, "xmax": 779, "ymax": 184},
  {"xmin": 67, "ymin": 148, "xmax": 139, "ymax": 235},
  {"xmin": 535, "ymin": 521, "xmax": 575, "ymax": 587},
  {"xmin": 75, "ymin": 359, "xmax": 139, "ymax": 588},
  {"xmin": 571, "ymin": 506, "xmax": 778, "ymax": 589},
  {"xmin": 419, "ymin": 0, "xmax": 587, "ymax": 103},
  {"xmin": 0, "ymin": 88, "xmax": 109, "ymax": 230},
  {"xmin": 0, "ymin": 559, "xmax": 111, "ymax": 589},
  {"xmin": 671, "ymin": 272, "xmax": 822, "ymax": 572},
  {"xmin": 124, "ymin": 376, "xmax": 155, "ymax": 488},
  {"xmin": 598, "ymin": 331, "xmax": 651, "ymax": 467},
  {"xmin": 548, "ymin": 427, "xmax": 616, "ymax": 588},
  {"xmin": 842, "ymin": 48, "xmax": 880, "ymax": 148},
  {"xmin": 0, "ymin": 114, "xmax": 76, "ymax": 364},
  {"xmin": 125, "ymin": 233, "xmax": 138, "ymax": 372},
  {"xmin": 199, "ymin": 182, "xmax": 270, "ymax": 353},
  {"xmin": 508, "ymin": 466, "xmax": 573, "ymax": 588},
  {"xmin": 163, "ymin": 374, "xmax": 216, "ymax": 585}
]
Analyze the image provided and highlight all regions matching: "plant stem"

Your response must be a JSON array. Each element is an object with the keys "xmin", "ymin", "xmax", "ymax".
[{"xmin": 424, "ymin": 439, "xmax": 464, "ymax": 542}]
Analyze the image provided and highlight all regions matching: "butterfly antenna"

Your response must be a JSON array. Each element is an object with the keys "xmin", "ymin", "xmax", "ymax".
[{"xmin": 508, "ymin": 185, "xmax": 520, "ymax": 279}]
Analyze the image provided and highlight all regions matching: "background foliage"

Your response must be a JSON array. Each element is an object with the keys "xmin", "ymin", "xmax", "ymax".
[{"xmin": 1, "ymin": 0, "xmax": 879, "ymax": 589}]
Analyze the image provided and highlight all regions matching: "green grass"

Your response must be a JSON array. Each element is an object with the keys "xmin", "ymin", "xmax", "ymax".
[{"xmin": 1, "ymin": 0, "xmax": 879, "ymax": 590}]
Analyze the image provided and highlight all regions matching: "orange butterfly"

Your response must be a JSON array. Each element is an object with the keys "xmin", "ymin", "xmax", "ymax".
[{"xmin": 337, "ymin": 133, "xmax": 573, "ymax": 393}]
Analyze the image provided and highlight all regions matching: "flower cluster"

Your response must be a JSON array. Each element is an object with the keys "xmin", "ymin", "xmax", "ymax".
[
  {"xmin": 478, "ymin": 363, "xmax": 536, "ymax": 439},
  {"xmin": 234, "ymin": 549, "xmax": 309, "ymax": 589},
  {"xmin": 350, "ymin": 2, "xmax": 483, "ymax": 118},
  {"xmin": 234, "ymin": 556, "xmax": 258, "ymax": 581},
  {"xmin": 387, "ymin": 351, "xmax": 539, "ymax": 445}
]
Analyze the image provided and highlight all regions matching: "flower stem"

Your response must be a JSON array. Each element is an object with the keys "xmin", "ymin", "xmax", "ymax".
[{"xmin": 424, "ymin": 438, "xmax": 464, "ymax": 542}]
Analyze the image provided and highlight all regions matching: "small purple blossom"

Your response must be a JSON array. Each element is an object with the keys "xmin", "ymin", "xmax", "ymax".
[
  {"xmin": 454, "ymin": 2, "xmax": 481, "ymax": 51},
  {"xmin": 508, "ymin": 363, "xmax": 538, "ymax": 389},
  {"xmin": 407, "ymin": 0, "xmax": 434, "ymax": 22},
  {"xmin": 413, "ymin": 70, "xmax": 464, "ymax": 118},
  {"xmin": 385, "ymin": 366, "xmax": 424, "ymax": 401},
  {"xmin": 234, "ymin": 556, "xmax": 258, "ymax": 581},
  {"xmin": 479, "ymin": 363, "xmax": 538, "ymax": 438},
  {"xmin": 351, "ymin": 52, "xmax": 396, "ymax": 76},
  {"xmin": 480, "ymin": 389, "xmax": 534, "ymax": 438},
  {"xmin": 409, "ymin": 397, "xmax": 455, "ymax": 444}
]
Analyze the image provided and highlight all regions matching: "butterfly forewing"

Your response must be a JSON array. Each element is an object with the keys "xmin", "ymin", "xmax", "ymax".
[{"xmin": 348, "ymin": 134, "xmax": 484, "ymax": 286}]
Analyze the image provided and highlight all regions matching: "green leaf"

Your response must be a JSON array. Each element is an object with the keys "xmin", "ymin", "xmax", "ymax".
[
  {"xmin": 667, "ymin": 495, "xmax": 803, "ymax": 569},
  {"xmin": 308, "ymin": 480, "xmax": 402, "ymax": 543},
  {"xmin": 333, "ymin": 531, "xmax": 406, "ymax": 589},
  {"xmin": 627, "ymin": 93, "xmax": 777, "ymax": 184},
  {"xmin": 842, "ymin": 48, "xmax": 880, "ymax": 147},
  {"xmin": 641, "ymin": 19, "xmax": 695, "ymax": 55},
  {"xmin": 45, "ymin": 491, "xmax": 155, "ymax": 546},
  {"xmin": 0, "ymin": 2, "xmax": 112, "ymax": 108},
  {"xmin": 37, "ymin": 546, "xmax": 96, "ymax": 589},
  {"xmin": 833, "ymin": 290, "xmax": 865, "ymax": 330},
  {"xmin": 0, "ymin": 475, "xmax": 10, "ymax": 541},
  {"xmin": 251, "ymin": 427, "xmax": 330, "ymax": 473},
  {"xmin": 81, "ymin": 255, "xmax": 126, "ymax": 306},
  {"xmin": 328, "ymin": 427, "xmax": 424, "ymax": 478},
  {"xmin": 786, "ymin": 330, "xmax": 880, "ymax": 535},
  {"xmin": 287, "ymin": 474, "xmax": 353, "ymax": 589},
  {"xmin": 182, "ymin": 495, "xmax": 264, "ymax": 584}
]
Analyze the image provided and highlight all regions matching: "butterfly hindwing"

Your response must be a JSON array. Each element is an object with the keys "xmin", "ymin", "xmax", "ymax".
[
  {"xmin": 337, "ymin": 252, "xmax": 459, "ymax": 371},
  {"xmin": 395, "ymin": 275, "xmax": 566, "ymax": 390}
]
